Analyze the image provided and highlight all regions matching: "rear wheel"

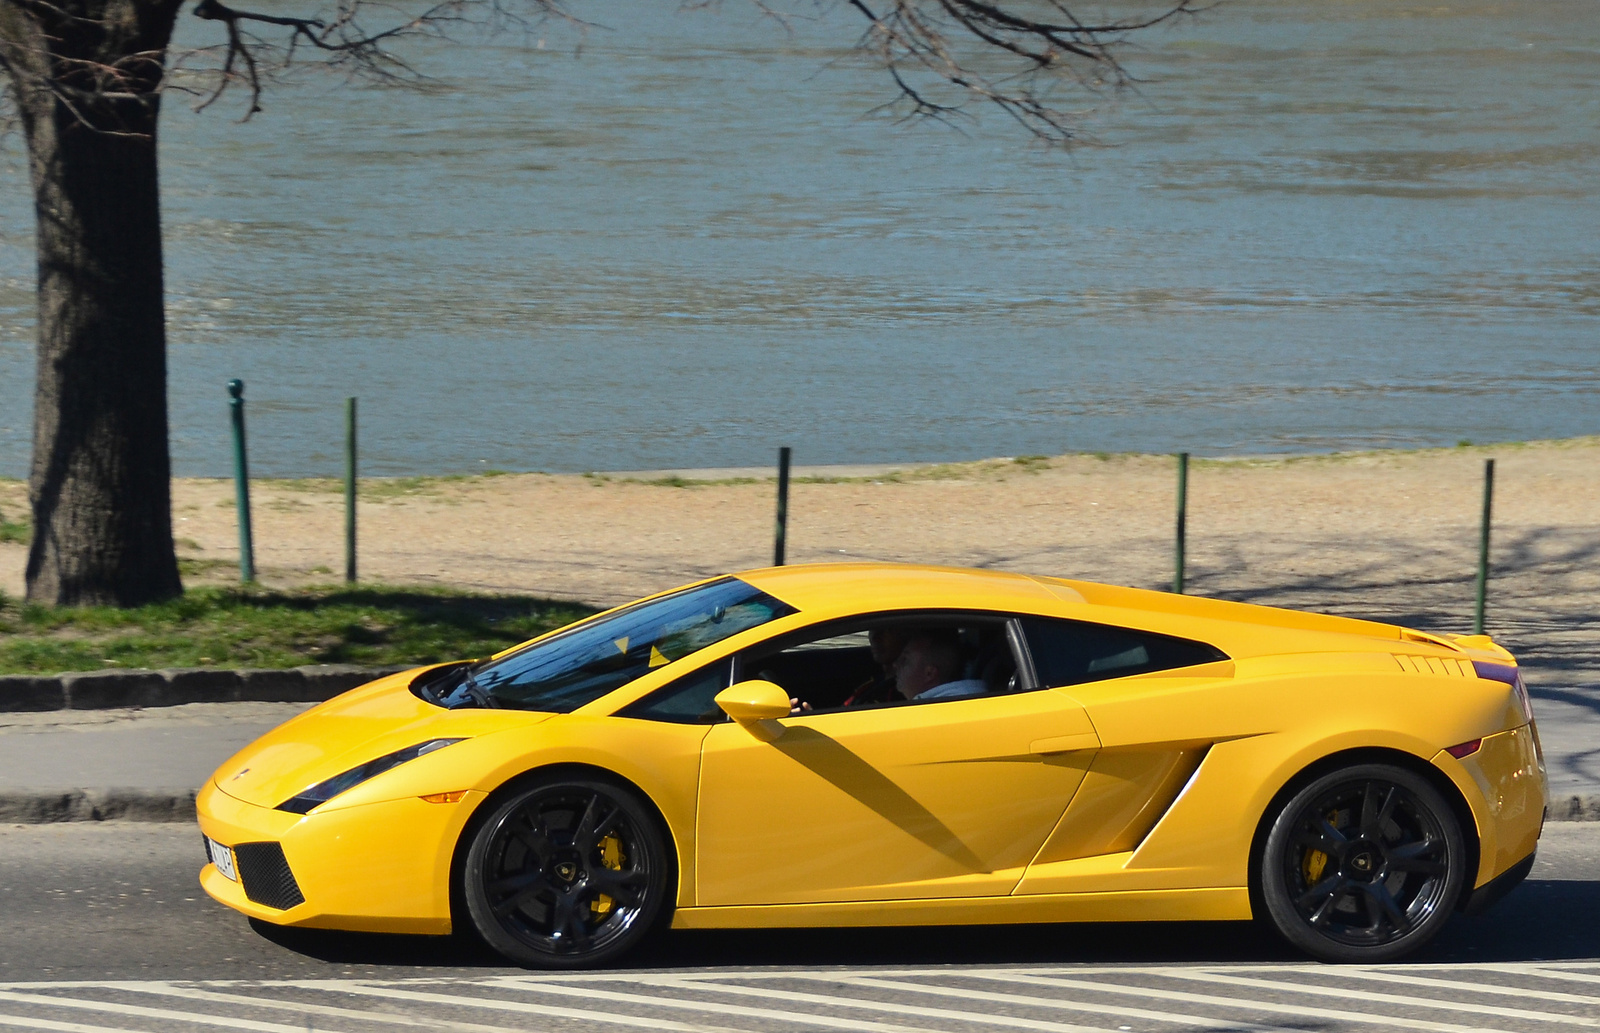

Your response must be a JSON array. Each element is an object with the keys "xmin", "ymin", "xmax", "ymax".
[
  {"xmin": 1259, "ymin": 763, "xmax": 1466, "ymax": 963},
  {"xmin": 463, "ymin": 775, "xmax": 670, "ymax": 968}
]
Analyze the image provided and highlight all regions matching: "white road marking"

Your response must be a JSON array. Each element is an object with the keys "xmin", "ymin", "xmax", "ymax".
[
  {"xmin": 977, "ymin": 971, "xmax": 1520, "ymax": 1033},
  {"xmin": 1477, "ymin": 966, "xmax": 1600, "ymax": 987},
  {"xmin": 4, "ymin": 963, "xmax": 1600, "ymax": 1033},
  {"xmin": 494, "ymin": 976, "xmax": 962, "ymax": 1032},
  {"xmin": 109, "ymin": 981, "xmax": 565, "ymax": 1033},
  {"xmin": 304, "ymin": 981, "xmax": 747, "ymax": 1032},
  {"xmin": 610, "ymin": 975, "xmax": 1123, "ymax": 1033},
  {"xmin": 1155, "ymin": 968, "xmax": 1600, "ymax": 1025},
  {"xmin": 0, "ymin": 988, "xmax": 346, "ymax": 1033},
  {"xmin": 0, "ymin": 1014, "xmax": 146, "ymax": 1033},
  {"xmin": 1299, "ymin": 968, "xmax": 1600, "ymax": 1007},
  {"xmin": 832, "ymin": 975, "xmax": 1297, "ymax": 1033}
]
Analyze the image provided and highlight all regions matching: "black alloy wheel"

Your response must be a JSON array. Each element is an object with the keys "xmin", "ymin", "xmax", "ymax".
[
  {"xmin": 463, "ymin": 776, "xmax": 670, "ymax": 968},
  {"xmin": 1259, "ymin": 763, "xmax": 1466, "ymax": 963}
]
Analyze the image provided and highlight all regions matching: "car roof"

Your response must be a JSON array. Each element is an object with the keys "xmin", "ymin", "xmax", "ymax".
[
  {"xmin": 738, "ymin": 562, "xmax": 1060, "ymax": 615},
  {"xmin": 736, "ymin": 562, "xmax": 1463, "ymax": 659}
]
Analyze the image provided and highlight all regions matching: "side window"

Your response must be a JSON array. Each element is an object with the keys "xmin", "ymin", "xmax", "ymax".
[
  {"xmin": 745, "ymin": 614, "xmax": 1019, "ymax": 712},
  {"xmin": 746, "ymin": 629, "xmax": 879, "ymax": 711},
  {"xmin": 617, "ymin": 658, "xmax": 733, "ymax": 724},
  {"xmin": 1021, "ymin": 617, "xmax": 1226, "ymax": 687}
]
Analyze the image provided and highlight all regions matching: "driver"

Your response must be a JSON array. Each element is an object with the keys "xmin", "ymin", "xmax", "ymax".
[{"xmin": 892, "ymin": 633, "xmax": 988, "ymax": 701}]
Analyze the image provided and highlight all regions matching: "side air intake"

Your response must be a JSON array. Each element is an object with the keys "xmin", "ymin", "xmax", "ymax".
[{"xmin": 234, "ymin": 842, "xmax": 306, "ymax": 911}]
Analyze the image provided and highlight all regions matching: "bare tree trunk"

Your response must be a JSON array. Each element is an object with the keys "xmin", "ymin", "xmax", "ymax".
[{"xmin": 1, "ymin": 0, "xmax": 184, "ymax": 606}]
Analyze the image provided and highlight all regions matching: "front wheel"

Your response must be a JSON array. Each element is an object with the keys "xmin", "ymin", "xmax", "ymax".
[
  {"xmin": 1258, "ymin": 763, "xmax": 1466, "ymax": 963},
  {"xmin": 463, "ymin": 775, "xmax": 671, "ymax": 968}
]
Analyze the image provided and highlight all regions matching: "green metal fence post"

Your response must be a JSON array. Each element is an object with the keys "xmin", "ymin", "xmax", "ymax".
[
  {"xmin": 1474, "ymin": 458, "xmax": 1495, "ymax": 634},
  {"xmin": 774, "ymin": 446, "xmax": 791, "ymax": 566},
  {"xmin": 345, "ymin": 396, "xmax": 357, "ymax": 583},
  {"xmin": 227, "ymin": 379, "xmax": 255, "ymax": 583},
  {"xmin": 1174, "ymin": 451, "xmax": 1189, "ymax": 594}
]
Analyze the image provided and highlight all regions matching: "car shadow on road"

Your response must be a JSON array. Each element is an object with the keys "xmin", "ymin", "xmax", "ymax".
[{"xmin": 248, "ymin": 878, "xmax": 1599, "ymax": 970}]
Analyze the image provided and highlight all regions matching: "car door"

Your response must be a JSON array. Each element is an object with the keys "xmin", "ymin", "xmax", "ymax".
[{"xmin": 694, "ymin": 614, "xmax": 1101, "ymax": 906}]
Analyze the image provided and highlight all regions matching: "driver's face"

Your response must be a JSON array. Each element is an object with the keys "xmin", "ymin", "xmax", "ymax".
[{"xmin": 892, "ymin": 642, "xmax": 940, "ymax": 699}]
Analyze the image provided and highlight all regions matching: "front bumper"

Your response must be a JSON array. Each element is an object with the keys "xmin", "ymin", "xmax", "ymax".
[{"xmin": 196, "ymin": 778, "xmax": 484, "ymax": 934}]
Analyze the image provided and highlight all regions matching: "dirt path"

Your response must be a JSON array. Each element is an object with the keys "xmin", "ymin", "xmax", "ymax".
[{"xmin": 2, "ymin": 440, "xmax": 1596, "ymax": 616}]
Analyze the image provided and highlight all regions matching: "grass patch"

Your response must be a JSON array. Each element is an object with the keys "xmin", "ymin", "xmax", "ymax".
[
  {"xmin": 278, "ymin": 471, "xmax": 522, "ymax": 502},
  {"xmin": 0, "ymin": 584, "xmax": 598, "ymax": 676},
  {"xmin": 583, "ymin": 472, "xmax": 763, "ymax": 488},
  {"xmin": 178, "ymin": 557, "xmax": 239, "ymax": 578},
  {"xmin": 0, "ymin": 506, "xmax": 27, "ymax": 546}
]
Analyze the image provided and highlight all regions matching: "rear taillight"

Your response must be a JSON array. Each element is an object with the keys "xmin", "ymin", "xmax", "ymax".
[
  {"xmin": 1446, "ymin": 739, "xmax": 1483, "ymax": 759},
  {"xmin": 1472, "ymin": 660, "xmax": 1535, "ymax": 724}
]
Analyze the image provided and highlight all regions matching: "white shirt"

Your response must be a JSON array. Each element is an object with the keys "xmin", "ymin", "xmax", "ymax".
[{"xmin": 916, "ymin": 678, "xmax": 989, "ymax": 700}]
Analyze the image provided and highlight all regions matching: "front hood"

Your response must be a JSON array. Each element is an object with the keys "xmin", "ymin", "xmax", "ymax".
[{"xmin": 210, "ymin": 667, "xmax": 550, "ymax": 809}]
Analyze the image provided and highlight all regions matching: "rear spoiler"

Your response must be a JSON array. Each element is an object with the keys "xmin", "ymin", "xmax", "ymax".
[{"xmin": 1442, "ymin": 632, "xmax": 1517, "ymax": 664}]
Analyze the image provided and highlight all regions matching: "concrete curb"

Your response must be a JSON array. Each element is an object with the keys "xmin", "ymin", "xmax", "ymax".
[
  {"xmin": 1547, "ymin": 794, "xmax": 1600, "ymax": 822},
  {"xmin": 0, "ymin": 789, "xmax": 198, "ymax": 823},
  {"xmin": 0, "ymin": 664, "xmax": 414, "ymax": 712}
]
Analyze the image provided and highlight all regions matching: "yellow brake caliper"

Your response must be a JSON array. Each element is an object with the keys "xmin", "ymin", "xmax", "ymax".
[
  {"xmin": 1303, "ymin": 810, "xmax": 1339, "ymax": 885},
  {"xmin": 591, "ymin": 834, "xmax": 625, "ymax": 916}
]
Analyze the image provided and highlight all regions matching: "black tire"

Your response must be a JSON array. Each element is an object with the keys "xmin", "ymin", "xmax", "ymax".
[
  {"xmin": 1258, "ymin": 763, "xmax": 1466, "ymax": 963},
  {"xmin": 463, "ymin": 775, "xmax": 672, "ymax": 968}
]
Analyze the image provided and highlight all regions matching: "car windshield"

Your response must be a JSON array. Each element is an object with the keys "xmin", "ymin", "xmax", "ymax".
[{"xmin": 439, "ymin": 578, "xmax": 795, "ymax": 712}]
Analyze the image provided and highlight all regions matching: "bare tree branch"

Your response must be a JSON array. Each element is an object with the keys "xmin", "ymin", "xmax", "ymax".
[{"xmin": 843, "ymin": 0, "xmax": 1206, "ymax": 144}]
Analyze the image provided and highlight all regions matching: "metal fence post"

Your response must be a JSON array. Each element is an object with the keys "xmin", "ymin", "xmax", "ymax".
[
  {"xmin": 1174, "ymin": 451, "xmax": 1189, "ymax": 594},
  {"xmin": 227, "ymin": 379, "xmax": 255, "ymax": 583},
  {"xmin": 1474, "ymin": 458, "xmax": 1495, "ymax": 634},
  {"xmin": 345, "ymin": 397, "xmax": 357, "ymax": 583},
  {"xmin": 774, "ymin": 446, "xmax": 791, "ymax": 566}
]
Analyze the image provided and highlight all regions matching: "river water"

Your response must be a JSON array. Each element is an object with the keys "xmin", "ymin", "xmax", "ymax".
[{"xmin": 1, "ymin": 0, "xmax": 1596, "ymax": 477}]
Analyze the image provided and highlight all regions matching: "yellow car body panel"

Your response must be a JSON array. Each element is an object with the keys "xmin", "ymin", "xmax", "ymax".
[
  {"xmin": 1434, "ymin": 724, "xmax": 1546, "ymax": 885},
  {"xmin": 671, "ymin": 886, "xmax": 1250, "ymax": 930},
  {"xmin": 198, "ymin": 777, "xmax": 481, "ymax": 933},
  {"xmin": 696, "ymin": 687, "xmax": 1100, "ymax": 905},
  {"xmin": 195, "ymin": 562, "xmax": 1546, "ymax": 943}
]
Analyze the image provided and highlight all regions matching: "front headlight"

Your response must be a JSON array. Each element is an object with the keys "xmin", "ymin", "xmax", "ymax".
[{"xmin": 276, "ymin": 739, "xmax": 465, "ymax": 814}]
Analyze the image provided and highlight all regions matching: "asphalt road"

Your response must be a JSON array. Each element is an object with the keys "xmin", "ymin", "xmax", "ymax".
[{"xmin": 0, "ymin": 823, "xmax": 1596, "ymax": 1031}]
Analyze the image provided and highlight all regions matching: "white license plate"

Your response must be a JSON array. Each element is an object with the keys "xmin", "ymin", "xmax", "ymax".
[{"xmin": 206, "ymin": 837, "xmax": 237, "ymax": 882}]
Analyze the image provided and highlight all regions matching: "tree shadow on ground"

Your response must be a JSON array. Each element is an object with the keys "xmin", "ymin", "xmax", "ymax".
[{"xmin": 248, "ymin": 879, "xmax": 1600, "ymax": 970}]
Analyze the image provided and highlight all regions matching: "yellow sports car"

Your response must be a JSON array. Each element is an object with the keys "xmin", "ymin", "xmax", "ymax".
[{"xmin": 197, "ymin": 564, "xmax": 1545, "ymax": 967}]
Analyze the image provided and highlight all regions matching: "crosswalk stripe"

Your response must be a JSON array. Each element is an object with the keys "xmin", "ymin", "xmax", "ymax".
[
  {"xmin": 495, "ymin": 977, "xmax": 956, "ymax": 1032},
  {"xmin": 0, "ymin": 1014, "xmax": 145, "ymax": 1033},
  {"xmin": 612, "ymin": 975, "xmax": 1122, "ymax": 1033},
  {"xmin": 3, "ymin": 964, "xmax": 1599, "ymax": 1033},
  {"xmin": 835, "ymin": 975, "xmax": 1296, "ymax": 1033},
  {"xmin": 110, "ymin": 981, "xmax": 564, "ymax": 1033},
  {"xmin": 0, "ymin": 989, "xmax": 342, "ymax": 1033},
  {"xmin": 305, "ymin": 982, "xmax": 746, "ymax": 1032},
  {"xmin": 1481, "ymin": 967, "xmax": 1600, "ymax": 987},
  {"xmin": 976, "ymin": 972, "xmax": 1518, "ymax": 1033},
  {"xmin": 1156, "ymin": 968, "xmax": 1600, "ymax": 1026},
  {"xmin": 1307, "ymin": 969, "xmax": 1600, "ymax": 1007},
  {"xmin": 1476, "ymin": 963, "xmax": 1600, "ymax": 972}
]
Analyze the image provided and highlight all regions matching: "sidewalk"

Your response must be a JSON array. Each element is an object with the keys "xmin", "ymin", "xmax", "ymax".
[
  {"xmin": 0, "ymin": 698, "xmax": 1595, "ymax": 824},
  {"xmin": 0, "ymin": 702, "xmax": 311, "ymax": 822}
]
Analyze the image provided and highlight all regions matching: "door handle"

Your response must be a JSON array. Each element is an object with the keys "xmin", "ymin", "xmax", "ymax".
[{"xmin": 1029, "ymin": 732, "xmax": 1100, "ymax": 755}]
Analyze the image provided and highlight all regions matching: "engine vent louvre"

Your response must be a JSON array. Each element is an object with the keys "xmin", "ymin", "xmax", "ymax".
[
  {"xmin": 1393, "ymin": 655, "xmax": 1473, "ymax": 677},
  {"xmin": 234, "ymin": 842, "xmax": 306, "ymax": 911}
]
